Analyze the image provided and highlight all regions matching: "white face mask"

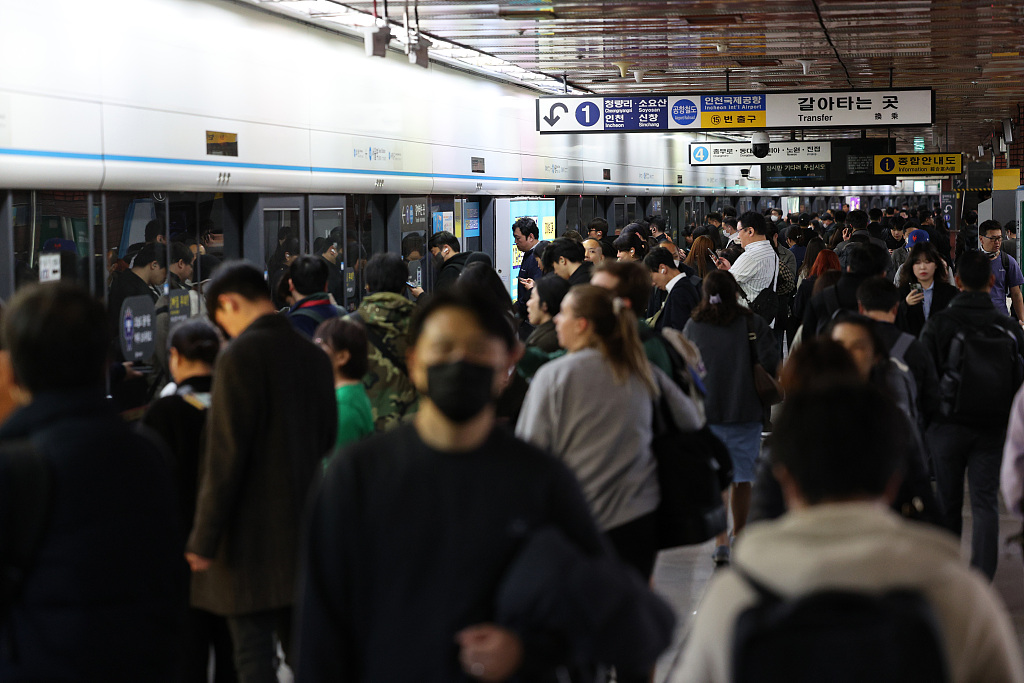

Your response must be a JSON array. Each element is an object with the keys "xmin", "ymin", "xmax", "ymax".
[{"xmin": 771, "ymin": 215, "xmax": 781, "ymax": 223}]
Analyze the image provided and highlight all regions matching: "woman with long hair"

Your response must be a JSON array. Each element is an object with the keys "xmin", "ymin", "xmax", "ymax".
[
  {"xmin": 797, "ymin": 236, "xmax": 826, "ymax": 285},
  {"xmin": 896, "ymin": 241, "xmax": 958, "ymax": 336},
  {"xmin": 516, "ymin": 284, "xmax": 702, "ymax": 580},
  {"xmin": 684, "ymin": 271, "xmax": 779, "ymax": 565},
  {"xmin": 683, "ymin": 234, "xmax": 717, "ymax": 280}
]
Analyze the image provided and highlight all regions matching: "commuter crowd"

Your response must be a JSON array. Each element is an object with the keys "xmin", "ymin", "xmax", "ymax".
[{"xmin": 2, "ymin": 206, "xmax": 1024, "ymax": 682}]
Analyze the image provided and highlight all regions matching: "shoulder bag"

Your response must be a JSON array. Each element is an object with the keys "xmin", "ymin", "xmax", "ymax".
[{"xmin": 746, "ymin": 316, "xmax": 783, "ymax": 408}]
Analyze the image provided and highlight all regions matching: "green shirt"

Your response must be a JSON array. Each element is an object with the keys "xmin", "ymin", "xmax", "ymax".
[{"xmin": 333, "ymin": 383, "xmax": 375, "ymax": 453}]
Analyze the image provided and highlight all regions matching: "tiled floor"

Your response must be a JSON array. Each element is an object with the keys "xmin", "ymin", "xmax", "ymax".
[{"xmin": 652, "ymin": 503, "xmax": 1024, "ymax": 682}]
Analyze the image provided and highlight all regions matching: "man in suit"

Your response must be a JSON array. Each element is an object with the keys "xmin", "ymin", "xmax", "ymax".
[
  {"xmin": 186, "ymin": 262, "xmax": 337, "ymax": 683},
  {"xmin": 644, "ymin": 246, "xmax": 700, "ymax": 332}
]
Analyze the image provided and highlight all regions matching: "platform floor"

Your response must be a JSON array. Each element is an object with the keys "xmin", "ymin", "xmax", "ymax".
[{"xmin": 651, "ymin": 498, "xmax": 1024, "ymax": 682}]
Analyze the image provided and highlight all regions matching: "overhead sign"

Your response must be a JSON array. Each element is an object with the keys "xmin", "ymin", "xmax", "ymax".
[
  {"xmin": 537, "ymin": 88, "xmax": 933, "ymax": 134},
  {"xmin": 874, "ymin": 154, "xmax": 962, "ymax": 175},
  {"xmin": 689, "ymin": 141, "xmax": 831, "ymax": 166},
  {"xmin": 761, "ymin": 163, "xmax": 830, "ymax": 189}
]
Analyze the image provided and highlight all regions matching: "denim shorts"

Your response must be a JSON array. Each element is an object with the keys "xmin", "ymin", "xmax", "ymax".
[{"xmin": 709, "ymin": 422, "xmax": 763, "ymax": 483}]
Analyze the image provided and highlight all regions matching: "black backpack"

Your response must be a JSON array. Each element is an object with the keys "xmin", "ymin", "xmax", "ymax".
[
  {"xmin": 937, "ymin": 317, "xmax": 1024, "ymax": 428},
  {"xmin": 731, "ymin": 565, "xmax": 950, "ymax": 683}
]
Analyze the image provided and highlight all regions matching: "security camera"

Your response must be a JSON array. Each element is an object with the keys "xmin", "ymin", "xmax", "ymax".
[
  {"xmin": 740, "ymin": 168, "xmax": 751, "ymax": 178},
  {"xmin": 751, "ymin": 131, "xmax": 771, "ymax": 159}
]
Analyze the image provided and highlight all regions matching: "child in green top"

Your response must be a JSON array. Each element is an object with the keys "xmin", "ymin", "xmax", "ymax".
[{"xmin": 313, "ymin": 317, "xmax": 375, "ymax": 464}]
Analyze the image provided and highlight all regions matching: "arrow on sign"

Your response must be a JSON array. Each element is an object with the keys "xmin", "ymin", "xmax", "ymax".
[{"xmin": 544, "ymin": 103, "xmax": 569, "ymax": 126}]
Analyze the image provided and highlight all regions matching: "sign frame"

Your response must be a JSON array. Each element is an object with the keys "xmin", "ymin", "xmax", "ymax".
[{"xmin": 536, "ymin": 87, "xmax": 934, "ymax": 135}]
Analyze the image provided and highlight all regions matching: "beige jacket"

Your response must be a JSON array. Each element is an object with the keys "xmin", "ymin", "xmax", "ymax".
[{"xmin": 672, "ymin": 503, "xmax": 1024, "ymax": 683}]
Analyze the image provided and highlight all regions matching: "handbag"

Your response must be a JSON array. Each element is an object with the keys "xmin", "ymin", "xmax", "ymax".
[
  {"xmin": 650, "ymin": 379, "xmax": 731, "ymax": 549},
  {"xmin": 746, "ymin": 316, "xmax": 783, "ymax": 408}
]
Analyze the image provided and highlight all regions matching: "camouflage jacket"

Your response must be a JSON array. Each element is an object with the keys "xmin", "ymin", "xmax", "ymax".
[{"xmin": 352, "ymin": 292, "xmax": 419, "ymax": 431}]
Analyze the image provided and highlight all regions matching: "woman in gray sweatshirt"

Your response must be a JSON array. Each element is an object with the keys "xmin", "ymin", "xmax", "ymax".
[{"xmin": 517, "ymin": 284, "xmax": 703, "ymax": 580}]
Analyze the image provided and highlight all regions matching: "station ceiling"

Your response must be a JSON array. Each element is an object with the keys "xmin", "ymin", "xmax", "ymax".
[{"xmin": 255, "ymin": 0, "xmax": 1024, "ymax": 155}]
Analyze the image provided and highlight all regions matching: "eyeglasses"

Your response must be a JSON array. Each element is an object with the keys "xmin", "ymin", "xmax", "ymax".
[{"xmin": 982, "ymin": 235, "xmax": 1003, "ymax": 242}]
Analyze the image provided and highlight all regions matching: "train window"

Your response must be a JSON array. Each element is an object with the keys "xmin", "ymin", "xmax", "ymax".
[
  {"xmin": 580, "ymin": 196, "xmax": 597, "ymax": 227},
  {"xmin": 564, "ymin": 197, "xmax": 580, "ymax": 233},
  {"xmin": 263, "ymin": 209, "xmax": 301, "ymax": 260},
  {"xmin": 9, "ymin": 190, "xmax": 103, "ymax": 296}
]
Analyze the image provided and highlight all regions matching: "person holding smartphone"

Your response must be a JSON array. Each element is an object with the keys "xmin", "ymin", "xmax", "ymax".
[{"xmin": 896, "ymin": 241, "xmax": 958, "ymax": 337}]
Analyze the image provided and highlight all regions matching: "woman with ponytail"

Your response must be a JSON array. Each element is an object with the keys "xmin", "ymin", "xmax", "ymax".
[
  {"xmin": 683, "ymin": 270, "xmax": 779, "ymax": 566},
  {"xmin": 516, "ymin": 284, "xmax": 703, "ymax": 580}
]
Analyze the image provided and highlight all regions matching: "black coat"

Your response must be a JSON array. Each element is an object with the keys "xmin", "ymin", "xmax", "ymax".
[
  {"xmin": 435, "ymin": 252, "xmax": 472, "ymax": 292},
  {"xmin": 896, "ymin": 281, "xmax": 959, "ymax": 337},
  {"xmin": 656, "ymin": 276, "xmax": 701, "ymax": 332},
  {"xmin": 0, "ymin": 390, "xmax": 187, "ymax": 681},
  {"xmin": 141, "ymin": 376, "xmax": 213, "ymax": 539},
  {"xmin": 187, "ymin": 314, "xmax": 336, "ymax": 615},
  {"xmin": 802, "ymin": 273, "xmax": 870, "ymax": 336}
]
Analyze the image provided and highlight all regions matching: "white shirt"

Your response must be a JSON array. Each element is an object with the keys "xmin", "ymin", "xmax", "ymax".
[
  {"xmin": 672, "ymin": 503, "xmax": 1024, "ymax": 683},
  {"xmin": 664, "ymin": 272, "xmax": 686, "ymax": 294},
  {"xmin": 729, "ymin": 239, "xmax": 778, "ymax": 302}
]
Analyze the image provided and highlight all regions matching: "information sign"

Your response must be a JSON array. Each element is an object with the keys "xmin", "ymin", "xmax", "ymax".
[
  {"xmin": 761, "ymin": 163, "xmax": 830, "ymax": 189},
  {"xmin": 689, "ymin": 141, "xmax": 830, "ymax": 166},
  {"xmin": 538, "ymin": 88, "xmax": 933, "ymax": 134},
  {"xmin": 119, "ymin": 295, "xmax": 156, "ymax": 363},
  {"xmin": 38, "ymin": 253, "xmax": 61, "ymax": 282},
  {"xmin": 874, "ymin": 154, "xmax": 962, "ymax": 175}
]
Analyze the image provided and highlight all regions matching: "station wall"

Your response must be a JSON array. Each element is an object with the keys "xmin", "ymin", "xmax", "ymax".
[{"xmin": 0, "ymin": 0, "xmax": 924, "ymax": 198}]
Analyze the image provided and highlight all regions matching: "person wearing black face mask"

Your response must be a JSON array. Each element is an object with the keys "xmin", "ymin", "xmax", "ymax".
[{"xmin": 295, "ymin": 287, "xmax": 674, "ymax": 683}]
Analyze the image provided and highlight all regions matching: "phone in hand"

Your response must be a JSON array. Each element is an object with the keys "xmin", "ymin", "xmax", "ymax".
[
  {"xmin": 707, "ymin": 248, "xmax": 721, "ymax": 265},
  {"xmin": 912, "ymin": 283, "xmax": 924, "ymax": 294}
]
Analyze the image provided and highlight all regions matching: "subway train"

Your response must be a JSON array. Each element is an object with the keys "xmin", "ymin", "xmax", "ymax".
[{"xmin": 0, "ymin": 0, "xmax": 937, "ymax": 307}]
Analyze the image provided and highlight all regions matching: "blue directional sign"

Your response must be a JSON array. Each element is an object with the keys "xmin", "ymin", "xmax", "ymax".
[
  {"xmin": 672, "ymin": 99, "xmax": 699, "ymax": 126},
  {"xmin": 576, "ymin": 102, "xmax": 600, "ymax": 127},
  {"xmin": 692, "ymin": 145, "xmax": 710, "ymax": 164}
]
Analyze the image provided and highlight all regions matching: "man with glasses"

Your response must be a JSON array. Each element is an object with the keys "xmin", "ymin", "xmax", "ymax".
[
  {"xmin": 512, "ymin": 217, "xmax": 543, "ymax": 335},
  {"xmin": 977, "ymin": 219, "xmax": 1024, "ymax": 321}
]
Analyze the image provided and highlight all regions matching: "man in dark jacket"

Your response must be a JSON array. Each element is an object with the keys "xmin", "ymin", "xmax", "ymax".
[
  {"xmin": 920, "ymin": 249, "xmax": 1024, "ymax": 580},
  {"xmin": 545, "ymin": 237, "xmax": 593, "ymax": 287},
  {"xmin": 644, "ymin": 246, "xmax": 700, "ymax": 331},
  {"xmin": 0, "ymin": 283, "xmax": 186, "ymax": 682},
  {"xmin": 294, "ymin": 288, "xmax": 672, "ymax": 683},
  {"xmin": 286, "ymin": 255, "xmax": 339, "ymax": 338},
  {"xmin": 428, "ymin": 230, "xmax": 472, "ymax": 292},
  {"xmin": 317, "ymin": 236, "xmax": 345, "ymax": 305},
  {"xmin": 802, "ymin": 243, "xmax": 888, "ymax": 337},
  {"xmin": 107, "ymin": 241, "xmax": 167, "ymax": 340},
  {"xmin": 186, "ymin": 262, "xmax": 337, "ymax": 683},
  {"xmin": 856, "ymin": 277, "xmax": 940, "ymax": 428}
]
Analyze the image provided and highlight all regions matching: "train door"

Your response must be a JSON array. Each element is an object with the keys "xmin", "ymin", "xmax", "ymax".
[
  {"xmin": 611, "ymin": 197, "xmax": 640, "ymax": 233},
  {"xmin": 245, "ymin": 195, "xmax": 306, "ymax": 271},
  {"xmin": 309, "ymin": 195, "xmax": 353, "ymax": 309}
]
